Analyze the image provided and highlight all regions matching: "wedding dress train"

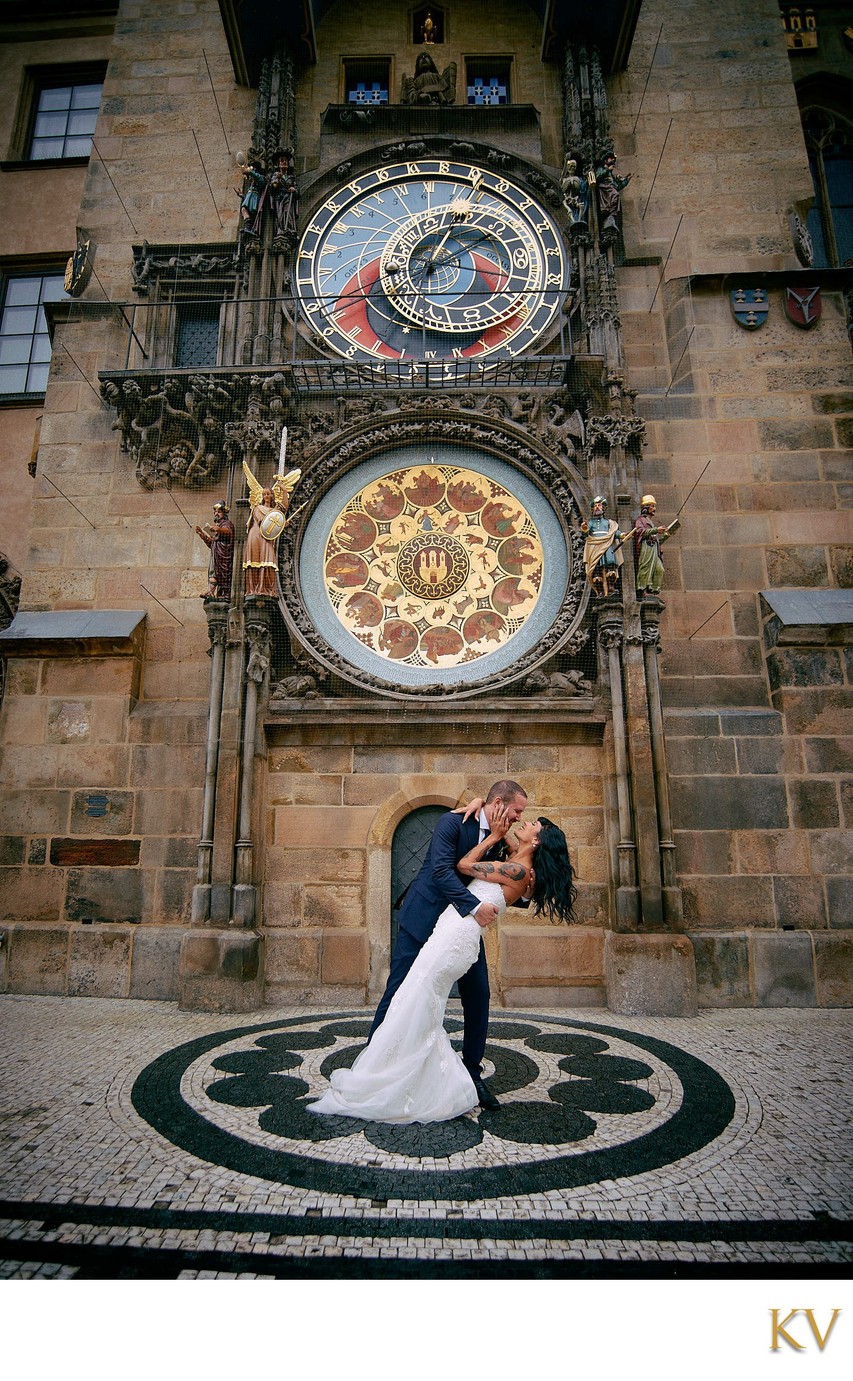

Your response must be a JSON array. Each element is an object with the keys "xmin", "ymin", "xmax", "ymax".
[{"xmin": 308, "ymin": 879, "xmax": 505, "ymax": 1124}]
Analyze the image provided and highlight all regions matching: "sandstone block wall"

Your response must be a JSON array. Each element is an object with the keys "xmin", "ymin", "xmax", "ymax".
[{"xmin": 260, "ymin": 725, "xmax": 611, "ymax": 1007}]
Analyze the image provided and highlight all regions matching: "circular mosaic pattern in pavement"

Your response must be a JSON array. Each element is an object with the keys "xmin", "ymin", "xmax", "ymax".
[{"xmin": 131, "ymin": 1012, "xmax": 735, "ymax": 1201}]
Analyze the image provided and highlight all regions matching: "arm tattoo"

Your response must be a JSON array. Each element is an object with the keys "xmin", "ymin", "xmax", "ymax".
[
  {"xmin": 470, "ymin": 860, "xmax": 526, "ymax": 883},
  {"xmin": 497, "ymin": 862, "xmax": 526, "ymax": 881}
]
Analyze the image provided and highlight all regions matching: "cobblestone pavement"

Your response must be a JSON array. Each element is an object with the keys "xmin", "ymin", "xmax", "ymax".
[{"xmin": 0, "ymin": 994, "xmax": 851, "ymax": 1279}]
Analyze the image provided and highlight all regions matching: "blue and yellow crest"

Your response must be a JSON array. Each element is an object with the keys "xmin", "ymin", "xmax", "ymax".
[{"xmin": 730, "ymin": 287, "xmax": 770, "ymax": 330}]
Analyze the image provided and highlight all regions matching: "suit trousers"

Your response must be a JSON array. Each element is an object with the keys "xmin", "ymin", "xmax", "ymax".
[{"xmin": 368, "ymin": 922, "xmax": 490, "ymax": 1078}]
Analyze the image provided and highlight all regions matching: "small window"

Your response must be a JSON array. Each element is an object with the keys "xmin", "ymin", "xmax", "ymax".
[
  {"xmin": 28, "ymin": 78, "xmax": 103, "ymax": 161},
  {"xmin": 803, "ymin": 112, "xmax": 853, "ymax": 268},
  {"xmin": 174, "ymin": 301, "xmax": 220, "ymax": 368},
  {"xmin": 466, "ymin": 59, "xmax": 511, "ymax": 106},
  {"xmin": 343, "ymin": 59, "xmax": 390, "ymax": 105},
  {"xmin": 413, "ymin": 7, "xmax": 444, "ymax": 44},
  {"xmin": 0, "ymin": 271, "xmax": 67, "ymax": 397}
]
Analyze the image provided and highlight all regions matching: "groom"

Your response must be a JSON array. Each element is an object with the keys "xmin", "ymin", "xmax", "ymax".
[{"xmin": 369, "ymin": 778, "xmax": 528, "ymax": 1111}]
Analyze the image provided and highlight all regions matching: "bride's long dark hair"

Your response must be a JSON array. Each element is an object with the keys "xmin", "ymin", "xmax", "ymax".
[{"xmin": 530, "ymin": 817, "xmax": 577, "ymax": 924}]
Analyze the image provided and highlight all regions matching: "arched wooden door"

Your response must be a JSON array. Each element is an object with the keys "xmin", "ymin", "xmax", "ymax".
[{"xmin": 390, "ymin": 805, "xmax": 446, "ymax": 956}]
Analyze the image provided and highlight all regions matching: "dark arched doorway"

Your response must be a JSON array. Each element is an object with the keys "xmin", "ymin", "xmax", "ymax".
[{"xmin": 390, "ymin": 804, "xmax": 446, "ymax": 957}]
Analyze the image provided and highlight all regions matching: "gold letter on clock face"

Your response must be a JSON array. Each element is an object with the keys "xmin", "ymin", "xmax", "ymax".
[
  {"xmin": 297, "ymin": 160, "xmax": 568, "ymax": 365},
  {"xmin": 324, "ymin": 463, "xmax": 544, "ymax": 669}
]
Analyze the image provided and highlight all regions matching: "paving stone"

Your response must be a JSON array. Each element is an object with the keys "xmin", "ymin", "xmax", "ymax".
[{"xmin": 0, "ymin": 996, "xmax": 850, "ymax": 1275}]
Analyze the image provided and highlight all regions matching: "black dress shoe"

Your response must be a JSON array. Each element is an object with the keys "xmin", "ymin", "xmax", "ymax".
[{"xmin": 473, "ymin": 1077, "xmax": 501, "ymax": 1110}]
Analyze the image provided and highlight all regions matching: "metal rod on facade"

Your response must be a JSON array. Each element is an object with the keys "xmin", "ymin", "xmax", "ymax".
[
  {"xmin": 42, "ymin": 473, "xmax": 96, "ymax": 528},
  {"xmin": 166, "ymin": 486, "xmax": 194, "ymax": 529},
  {"xmin": 641, "ymin": 117, "xmax": 673, "ymax": 220},
  {"xmin": 664, "ymin": 323, "xmax": 695, "ymax": 395},
  {"xmin": 676, "ymin": 454, "xmax": 714, "ymax": 514},
  {"xmin": 202, "ymin": 48, "xmax": 231, "ymax": 152},
  {"xmin": 632, "ymin": 23, "xmax": 665, "ymax": 135},
  {"xmin": 192, "ymin": 129, "xmax": 224, "ymax": 229},
  {"xmin": 688, "ymin": 599, "xmax": 729, "ymax": 640},
  {"xmin": 647, "ymin": 213, "xmax": 683, "ymax": 313},
  {"xmin": 91, "ymin": 140, "xmax": 139, "ymax": 232},
  {"xmin": 85, "ymin": 256, "xmax": 149, "ymax": 359},
  {"xmin": 59, "ymin": 345, "xmax": 110, "ymax": 409},
  {"xmin": 140, "ymin": 583, "xmax": 185, "ymax": 626}
]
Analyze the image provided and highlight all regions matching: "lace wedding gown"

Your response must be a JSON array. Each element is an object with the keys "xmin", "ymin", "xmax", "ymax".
[{"xmin": 308, "ymin": 879, "xmax": 506, "ymax": 1124}]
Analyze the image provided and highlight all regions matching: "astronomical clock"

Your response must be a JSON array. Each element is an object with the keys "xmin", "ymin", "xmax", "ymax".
[
  {"xmin": 284, "ymin": 151, "xmax": 587, "ymax": 698},
  {"xmin": 295, "ymin": 159, "xmax": 567, "ymax": 364}
]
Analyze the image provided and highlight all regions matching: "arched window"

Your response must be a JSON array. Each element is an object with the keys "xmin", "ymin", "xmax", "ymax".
[{"xmin": 801, "ymin": 107, "xmax": 853, "ymax": 267}]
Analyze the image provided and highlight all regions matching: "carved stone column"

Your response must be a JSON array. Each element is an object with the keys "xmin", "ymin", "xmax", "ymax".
[
  {"xmin": 178, "ymin": 600, "xmax": 266, "ymax": 1013},
  {"xmin": 598, "ymin": 608, "xmax": 639, "ymax": 930},
  {"xmin": 191, "ymin": 599, "xmax": 229, "ymax": 922},
  {"xmin": 233, "ymin": 596, "xmax": 272, "ymax": 924},
  {"xmin": 621, "ymin": 607, "xmax": 663, "ymax": 928},
  {"xmin": 641, "ymin": 598, "xmax": 684, "ymax": 928}
]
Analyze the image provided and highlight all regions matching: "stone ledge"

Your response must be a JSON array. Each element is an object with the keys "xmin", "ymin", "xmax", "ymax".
[
  {"xmin": 0, "ymin": 610, "xmax": 146, "ymax": 659},
  {"xmin": 761, "ymin": 589, "xmax": 853, "ymax": 648}
]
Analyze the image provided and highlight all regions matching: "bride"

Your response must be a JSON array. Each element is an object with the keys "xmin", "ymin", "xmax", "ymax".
[{"xmin": 307, "ymin": 806, "xmax": 577, "ymax": 1125}]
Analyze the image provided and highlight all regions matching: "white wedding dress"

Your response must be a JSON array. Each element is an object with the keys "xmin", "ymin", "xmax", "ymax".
[{"xmin": 308, "ymin": 879, "xmax": 506, "ymax": 1124}]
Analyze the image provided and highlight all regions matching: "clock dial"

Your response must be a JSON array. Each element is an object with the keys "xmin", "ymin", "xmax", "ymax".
[
  {"xmin": 296, "ymin": 160, "xmax": 568, "ymax": 364},
  {"xmin": 321, "ymin": 461, "xmax": 545, "ymax": 671}
]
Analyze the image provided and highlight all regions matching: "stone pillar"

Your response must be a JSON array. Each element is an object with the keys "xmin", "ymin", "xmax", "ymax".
[
  {"xmin": 233, "ymin": 597, "xmax": 272, "ymax": 925},
  {"xmin": 641, "ymin": 598, "xmax": 684, "ymax": 928},
  {"xmin": 191, "ymin": 599, "xmax": 228, "ymax": 923},
  {"xmin": 622, "ymin": 607, "xmax": 664, "ymax": 929},
  {"xmin": 178, "ymin": 600, "xmax": 269, "ymax": 1013},
  {"xmin": 598, "ymin": 609, "xmax": 639, "ymax": 929}
]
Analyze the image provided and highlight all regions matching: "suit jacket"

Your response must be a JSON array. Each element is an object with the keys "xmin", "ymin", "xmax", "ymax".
[{"xmin": 397, "ymin": 811, "xmax": 493, "ymax": 945}]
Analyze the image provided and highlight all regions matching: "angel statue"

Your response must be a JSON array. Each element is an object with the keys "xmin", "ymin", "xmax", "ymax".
[
  {"xmin": 242, "ymin": 460, "xmax": 301, "ymax": 597},
  {"xmin": 400, "ymin": 51, "xmax": 456, "ymax": 106}
]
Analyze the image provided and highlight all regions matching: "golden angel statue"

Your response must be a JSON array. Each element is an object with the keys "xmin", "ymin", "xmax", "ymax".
[{"xmin": 242, "ymin": 459, "xmax": 301, "ymax": 596}]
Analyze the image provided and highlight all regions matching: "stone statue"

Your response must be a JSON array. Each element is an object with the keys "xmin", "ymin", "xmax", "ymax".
[
  {"xmin": 269, "ymin": 147, "xmax": 298, "ymax": 249},
  {"xmin": 401, "ymin": 51, "xmax": 456, "ymax": 106},
  {"xmin": 422, "ymin": 11, "xmax": 436, "ymax": 43},
  {"xmin": 560, "ymin": 156, "xmax": 589, "ymax": 226},
  {"xmin": 237, "ymin": 156, "xmax": 266, "ymax": 235},
  {"xmin": 594, "ymin": 153, "xmax": 631, "ymax": 233},
  {"xmin": 195, "ymin": 500, "xmax": 236, "ymax": 601},
  {"xmin": 242, "ymin": 459, "xmax": 301, "ymax": 597},
  {"xmin": 632, "ymin": 494, "xmax": 678, "ymax": 595},
  {"xmin": 581, "ymin": 495, "xmax": 625, "ymax": 597}
]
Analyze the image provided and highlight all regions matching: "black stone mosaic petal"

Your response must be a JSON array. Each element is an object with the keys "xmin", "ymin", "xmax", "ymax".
[
  {"xmin": 210, "ymin": 1049, "xmax": 302, "ymax": 1076},
  {"xmin": 255, "ymin": 1034, "xmax": 320, "ymax": 1057},
  {"xmin": 257, "ymin": 1030, "xmax": 335, "ymax": 1051},
  {"xmin": 480, "ymin": 1022, "xmax": 541, "ymax": 1040},
  {"xmin": 479, "ymin": 1101, "xmax": 596, "ymax": 1145},
  {"xmin": 559, "ymin": 1055, "xmax": 654, "ymax": 1082},
  {"xmin": 319, "ymin": 1043, "xmax": 363, "ymax": 1079},
  {"xmin": 259, "ymin": 1098, "xmax": 367, "ymax": 1142},
  {"xmin": 318, "ymin": 1021, "xmax": 374, "ymax": 1039},
  {"xmin": 526, "ymin": 1034, "xmax": 609, "ymax": 1056},
  {"xmin": 481, "ymin": 1044, "xmax": 540, "ymax": 1097},
  {"xmin": 206, "ymin": 1072, "xmax": 309, "ymax": 1109},
  {"xmin": 364, "ymin": 1116, "xmax": 482, "ymax": 1157},
  {"xmin": 549, "ymin": 1080, "xmax": 656, "ymax": 1115}
]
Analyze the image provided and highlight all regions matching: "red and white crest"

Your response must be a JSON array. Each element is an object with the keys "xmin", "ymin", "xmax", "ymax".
[{"xmin": 784, "ymin": 285, "xmax": 822, "ymax": 329}]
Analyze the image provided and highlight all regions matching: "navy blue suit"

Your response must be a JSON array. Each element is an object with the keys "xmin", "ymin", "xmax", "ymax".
[{"xmin": 369, "ymin": 811, "xmax": 493, "ymax": 1078}]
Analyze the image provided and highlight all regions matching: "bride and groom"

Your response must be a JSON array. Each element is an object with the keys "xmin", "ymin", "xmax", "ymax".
[{"xmin": 308, "ymin": 779, "xmax": 576, "ymax": 1125}]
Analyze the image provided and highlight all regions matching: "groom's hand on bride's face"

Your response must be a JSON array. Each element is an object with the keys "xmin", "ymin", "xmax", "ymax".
[
  {"xmin": 488, "ymin": 801, "xmax": 511, "ymax": 838},
  {"xmin": 473, "ymin": 902, "xmax": 499, "ymax": 928}
]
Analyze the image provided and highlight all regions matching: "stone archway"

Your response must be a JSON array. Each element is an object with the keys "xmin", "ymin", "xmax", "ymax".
[{"xmin": 365, "ymin": 787, "xmax": 460, "ymax": 1000}]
